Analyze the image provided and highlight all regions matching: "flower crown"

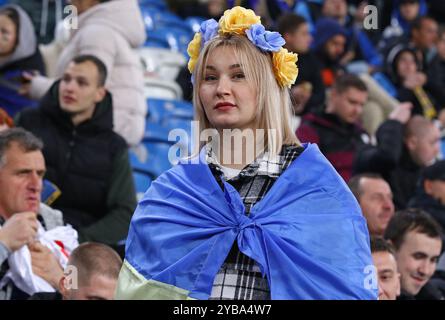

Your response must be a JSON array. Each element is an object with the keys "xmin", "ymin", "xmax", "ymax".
[{"xmin": 187, "ymin": 6, "xmax": 299, "ymax": 88}]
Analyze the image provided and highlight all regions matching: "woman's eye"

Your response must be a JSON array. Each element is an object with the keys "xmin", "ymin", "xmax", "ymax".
[
  {"xmin": 204, "ymin": 75, "xmax": 217, "ymax": 81},
  {"xmin": 233, "ymin": 73, "xmax": 245, "ymax": 79}
]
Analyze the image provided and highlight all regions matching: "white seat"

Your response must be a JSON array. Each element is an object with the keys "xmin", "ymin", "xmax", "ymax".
[
  {"xmin": 144, "ymin": 77, "xmax": 183, "ymax": 100},
  {"xmin": 138, "ymin": 47, "xmax": 186, "ymax": 81}
]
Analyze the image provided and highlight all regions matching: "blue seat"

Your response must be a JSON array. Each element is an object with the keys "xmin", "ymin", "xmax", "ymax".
[
  {"xmin": 143, "ymin": 38, "xmax": 170, "ymax": 49},
  {"xmin": 41, "ymin": 179, "xmax": 61, "ymax": 205},
  {"xmin": 164, "ymin": 117, "xmax": 192, "ymax": 133},
  {"xmin": 147, "ymin": 98, "xmax": 194, "ymax": 124},
  {"xmin": 140, "ymin": 6, "xmax": 163, "ymax": 31},
  {"xmin": 146, "ymin": 28, "xmax": 192, "ymax": 53},
  {"xmin": 133, "ymin": 170, "xmax": 153, "ymax": 200},
  {"xmin": 139, "ymin": 0, "xmax": 167, "ymax": 11},
  {"xmin": 144, "ymin": 122, "xmax": 171, "ymax": 141},
  {"xmin": 130, "ymin": 141, "xmax": 175, "ymax": 177},
  {"xmin": 185, "ymin": 16, "xmax": 206, "ymax": 33}
]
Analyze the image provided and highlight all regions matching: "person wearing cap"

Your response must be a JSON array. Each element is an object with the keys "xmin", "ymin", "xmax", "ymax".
[
  {"xmin": 310, "ymin": 17, "xmax": 348, "ymax": 87},
  {"xmin": 409, "ymin": 160, "xmax": 445, "ymax": 241}
]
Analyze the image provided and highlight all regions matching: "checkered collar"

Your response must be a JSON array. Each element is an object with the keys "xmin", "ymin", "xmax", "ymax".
[{"xmin": 205, "ymin": 143, "xmax": 286, "ymax": 181}]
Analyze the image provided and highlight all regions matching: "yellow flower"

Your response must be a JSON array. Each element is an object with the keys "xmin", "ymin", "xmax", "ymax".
[
  {"xmin": 219, "ymin": 6, "xmax": 261, "ymax": 35},
  {"xmin": 272, "ymin": 48, "xmax": 299, "ymax": 88},
  {"xmin": 187, "ymin": 32, "xmax": 202, "ymax": 73}
]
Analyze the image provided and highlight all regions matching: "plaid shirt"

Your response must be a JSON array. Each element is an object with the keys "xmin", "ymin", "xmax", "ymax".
[{"xmin": 207, "ymin": 144, "xmax": 304, "ymax": 300}]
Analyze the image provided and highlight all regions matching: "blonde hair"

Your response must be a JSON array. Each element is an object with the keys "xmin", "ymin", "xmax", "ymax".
[{"xmin": 192, "ymin": 34, "xmax": 299, "ymax": 156}]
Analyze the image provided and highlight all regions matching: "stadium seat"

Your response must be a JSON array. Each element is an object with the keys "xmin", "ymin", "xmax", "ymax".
[
  {"xmin": 138, "ymin": 47, "xmax": 186, "ymax": 81},
  {"xmin": 139, "ymin": 0, "xmax": 168, "ymax": 12},
  {"xmin": 41, "ymin": 179, "xmax": 61, "ymax": 205},
  {"xmin": 145, "ymin": 28, "xmax": 192, "ymax": 55},
  {"xmin": 185, "ymin": 16, "xmax": 207, "ymax": 33},
  {"xmin": 144, "ymin": 77, "xmax": 183, "ymax": 99},
  {"xmin": 129, "ymin": 141, "xmax": 176, "ymax": 177},
  {"xmin": 146, "ymin": 98, "xmax": 193, "ymax": 123},
  {"xmin": 143, "ymin": 122, "xmax": 171, "ymax": 141},
  {"xmin": 133, "ymin": 170, "xmax": 153, "ymax": 201}
]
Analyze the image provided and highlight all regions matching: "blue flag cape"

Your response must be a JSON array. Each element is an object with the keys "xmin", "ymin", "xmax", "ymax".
[{"xmin": 117, "ymin": 143, "xmax": 377, "ymax": 300}]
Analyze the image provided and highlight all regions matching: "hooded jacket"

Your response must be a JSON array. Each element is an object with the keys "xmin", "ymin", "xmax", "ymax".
[
  {"xmin": 29, "ymin": 0, "xmax": 147, "ymax": 146},
  {"xmin": 296, "ymin": 112, "xmax": 370, "ymax": 182},
  {"xmin": 16, "ymin": 81, "xmax": 137, "ymax": 245},
  {"xmin": 0, "ymin": 5, "xmax": 44, "ymax": 117},
  {"xmin": 298, "ymin": 112, "xmax": 405, "ymax": 183},
  {"xmin": 0, "ymin": 4, "xmax": 45, "ymax": 74}
]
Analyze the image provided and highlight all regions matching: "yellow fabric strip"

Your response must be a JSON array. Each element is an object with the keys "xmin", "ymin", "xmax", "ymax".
[
  {"xmin": 114, "ymin": 260, "xmax": 196, "ymax": 300},
  {"xmin": 413, "ymin": 86, "xmax": 437, "ymax": 119}
]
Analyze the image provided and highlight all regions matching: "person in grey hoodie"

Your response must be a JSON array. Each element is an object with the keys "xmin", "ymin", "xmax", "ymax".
[
  {"xmin": 0, "ymin": 4, "xmax": 45, "ymax": 117},
  {"xmin": 0, "ymin": 4, "xmax": 45, "ymax": 75},
  {"xmin": 22, "ymin": 0, "xmax": 147, "ymax": 147}
]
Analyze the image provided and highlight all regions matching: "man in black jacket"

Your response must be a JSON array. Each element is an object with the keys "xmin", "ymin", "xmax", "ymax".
[
  {"xmin": 355, "ymin": 115, "xmax": 441, "ymax": 209},
  {"xmin": 16, "ymin": 55, "xmax": 137, "ymax": 246},
  {"xmin": 384, "ymin": 209, "xmax": 443, "ymax": 300},
  {"xmin": 409, "ymin": 160, "xmax": 445, "ymax": 237},
  {"xmin": 277, "ymin": 13, "xmax": 325, "ymax": 115}
]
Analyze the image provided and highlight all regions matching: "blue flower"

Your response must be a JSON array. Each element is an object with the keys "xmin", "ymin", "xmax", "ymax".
[
  {"xmin": 200, "ymin": 19, "xmax": 219, "ymax": 45},
  {"xmin": 245, "ymin": 24, "xmax": 285, "ymax": 52}
]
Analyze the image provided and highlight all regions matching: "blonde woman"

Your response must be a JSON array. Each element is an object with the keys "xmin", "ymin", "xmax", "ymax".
[{"xmin": 116, "ymin": 7, "xmax": 377, "ymax": 300}]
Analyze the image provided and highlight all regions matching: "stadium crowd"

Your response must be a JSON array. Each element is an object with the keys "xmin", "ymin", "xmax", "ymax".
[{"xmin": 0, "ymin": 0, "xmax": 445, "ymax": 300}]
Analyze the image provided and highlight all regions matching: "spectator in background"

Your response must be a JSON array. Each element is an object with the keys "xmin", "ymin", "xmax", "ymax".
[
  {"xmin": 384, "ymin": 208, "xmax": 443, "ymax": 300},
  {"xmin": 20, "ymin": 0, "xmax": 147, "ymax": 147},
  {"xmin": 311, "ymin": 18, "xmax": 347, "ymax": 88},
  {"xmin": 409, "ymin": 16, "xmax": 439, "ymax": 72},
  {"xmin": 355, "ymin": 115, "xmax": 440, "ymax": 209},
  {"xmin": 297, "ymin": 74, "xmax": 410, "ymax": 182},
  {"xmin": 30, "ymin": 242, "xmax": 122, "ymax": 300},
  {"xmin": 409, "ymin": 160, "xmax": 445, "ymax": 243},
  {"xmin": 277, "ymin": 13, "xmax": 325, "ymax": 115},
  {"xmin": 382, "ymin": 0, "xmax": 424, "ymax": 42},
  {"xmin": 0, "ymin": 128, "xmax": 66, "ymax": 299},
  {"xmin": 16, "ymin": 55, "xmax": 137, "ymax": 246},
  {"xmin": 174, "ymin": 0, "xmax": 226, "ymax": 20},
  {"xmin": 370, "ymin": 236, "xmax": 401, "ymax": 300},
  {"xmin": 0, "ymin": 5, "xmax": 45, "ymax": 117},
  {"xmin": 266, "ymin": 0, "xmax": 324, "ymax": 31},
  {"xmin": 380, "ymin": 16, "xmax": 443, "ymax": 101},
  {"xmin": 385, "ymin": 45, "xmax": 445, "ymax": 122},
  {"xmin": 9, "ymin": 0, "xmax": 66, "ymax": 44},
  {"xmin": 349, "ymin": 173, "xmax": 395, "ymax": 236},
  {"xmin": 319, "ymin": 0, "xmax": 383, "ymax": 71},
  {"xmin": 431, "ymin": 27, "xmax": 445, "ymax": 92}
]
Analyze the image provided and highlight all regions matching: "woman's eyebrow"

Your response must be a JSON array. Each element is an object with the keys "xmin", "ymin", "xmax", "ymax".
[{"xmin": 205, "ymin": 64, "xmax": 242, "ymax": 70}]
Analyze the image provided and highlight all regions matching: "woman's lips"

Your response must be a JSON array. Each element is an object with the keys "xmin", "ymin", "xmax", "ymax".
[{"xmin": 214, "ymin": 102, "xmax": 236, "ymax": 111}]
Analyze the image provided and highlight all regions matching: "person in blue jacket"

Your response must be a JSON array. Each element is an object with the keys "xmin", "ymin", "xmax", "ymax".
[{"xmin": 116, "ymin": 7, "xmax": 378, "ymax": 300}]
